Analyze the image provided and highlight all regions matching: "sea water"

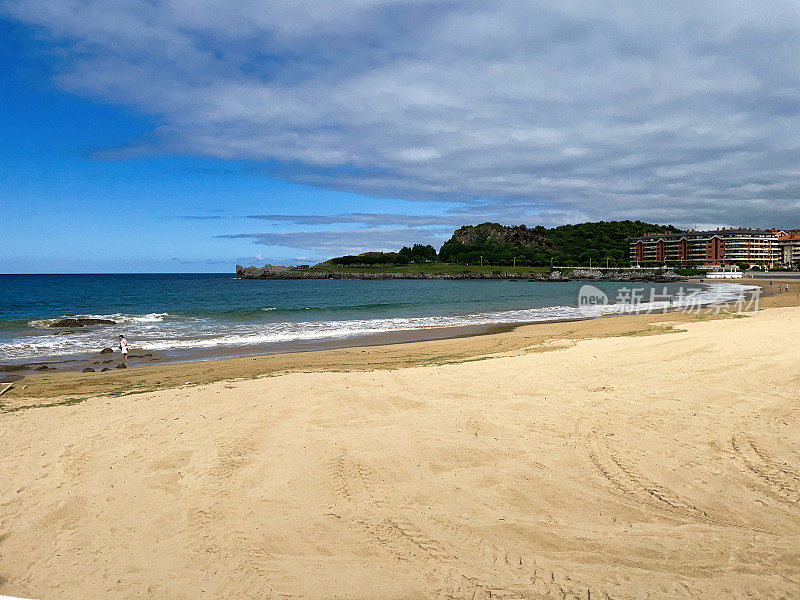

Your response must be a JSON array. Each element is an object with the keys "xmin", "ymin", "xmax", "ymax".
[{"xmin": 0, "ymin": 273, "xmax": 754, "ymax": 363}]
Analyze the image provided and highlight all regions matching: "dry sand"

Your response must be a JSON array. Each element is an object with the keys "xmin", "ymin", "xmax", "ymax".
[{"xmin": 1, "ymin": 281, "xmax": 799, "ymax": 599}]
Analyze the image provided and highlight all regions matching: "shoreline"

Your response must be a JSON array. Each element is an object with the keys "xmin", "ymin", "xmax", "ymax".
[
  {"xmin": 2, "ymin": 280, "xmax": 799, "ymax": 599},
  {"xmin": 0, "ymin": 322, "xmax": 514, "ymax": 374},
  {"xmin": 0, "ymin": 280, "xmax": 757, "ymax": 376},
  {"xmin": 2, "ymin": 277, "xmax": 795, "ymax": 406}
]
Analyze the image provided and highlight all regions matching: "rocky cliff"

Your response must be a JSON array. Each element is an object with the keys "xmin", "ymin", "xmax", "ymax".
[{"xmin": 447, "ymin": 223, "xmax": 555, "ymax": 250}]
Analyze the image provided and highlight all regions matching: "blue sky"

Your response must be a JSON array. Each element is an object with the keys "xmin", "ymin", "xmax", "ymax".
[
  {"xmin": 1, "ymin": 19, "xmax": 445, "ymax": 272},
  {"xmin": 2, "ymin": 1, "xmax": 799, "ymax": 272}
]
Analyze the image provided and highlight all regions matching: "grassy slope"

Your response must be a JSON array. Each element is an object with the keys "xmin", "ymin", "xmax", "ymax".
[{"xmin": 308, "ymin": 262, "xmax": 552, "ymax": 275}]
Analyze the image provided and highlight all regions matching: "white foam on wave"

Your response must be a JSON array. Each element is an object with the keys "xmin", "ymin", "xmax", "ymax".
[
  {"xmin": 141, "ymin": 283, "xmax": 759, "ymax": 351},
  {"xmin": 2, "ymin": 283, "xmax": 758, "ymax": 361},
  {"xmin": 128, "ymin": 313, "xmax": 170, "ymax": 324}
]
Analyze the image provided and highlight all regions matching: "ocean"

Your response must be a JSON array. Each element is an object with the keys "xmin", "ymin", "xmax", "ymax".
[{"xmin": 0, "ymin": 273, "xmax": 752, "ymax": 366}]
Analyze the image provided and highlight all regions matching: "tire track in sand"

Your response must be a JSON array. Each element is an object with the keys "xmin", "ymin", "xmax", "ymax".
[
  {"xmin": 730, "ymin": 435, "xmax": 800, "ymax": 505},
  {"xmin": 586, "ymin": 427, "xmax": 761, "ymax": 532},
  {"xmin": 330, "ymin": 448, "xmax": 612, "ymax": 600},
  {"xmin": 329, "ymin": 448, "xmax": 454, "ymax": 563}
]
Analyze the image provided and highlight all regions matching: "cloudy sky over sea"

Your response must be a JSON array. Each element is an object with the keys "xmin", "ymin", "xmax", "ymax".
[{"xmin": 2, "ymin": 1, "xmax": 799, "ymax": 272}]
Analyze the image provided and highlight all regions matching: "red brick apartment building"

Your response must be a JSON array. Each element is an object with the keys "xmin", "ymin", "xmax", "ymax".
[
  {"xmin": 779, "ymin": 230, "xmax": 800, "ymax": 266},
  {"xmin": 629, "ymin": 228, "xmax": 800, "ymax": 267}
]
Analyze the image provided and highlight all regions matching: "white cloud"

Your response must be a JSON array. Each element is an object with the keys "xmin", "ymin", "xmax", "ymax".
[
  {"xmin": 4, "ymin": 0, "xmax": 800, "ymax": 227},
  {"xmin": 218, "ymin": 227, "xmax": 448, "ymax": 255}
]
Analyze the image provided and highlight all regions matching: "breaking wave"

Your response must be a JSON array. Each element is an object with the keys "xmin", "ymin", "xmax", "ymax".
[{"xmin": 0, "ymin": 283, "xmax": 757, "ymax": 362}]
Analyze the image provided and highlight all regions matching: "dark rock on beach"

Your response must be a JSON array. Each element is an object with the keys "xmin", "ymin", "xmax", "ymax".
[
  {"xmin": 35, "ymin": 365, "xmax": 49, "ymax": 371},
  {"xmin": 49, "ymin": 318, "xmax": 116, "ymax": 328},
  {"xmin": 82, "ymin": 367, "xmax": 95, "ymax": 373},
  {"xmin": 101, "ymin": 367, "xmax": 111, "ymax": 372},
  {"xmin": 0, "ymin": 364, "xmax": 31, "ymax": 372},
  {"xmin": 116, "ymin": 363, "xmax": 127, "ymax": 369},
  {"xmin": 99, "ymin": 347, "xmax": 114, "ymax": 354}
]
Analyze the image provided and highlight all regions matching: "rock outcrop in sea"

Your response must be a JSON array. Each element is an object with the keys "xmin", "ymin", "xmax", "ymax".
[{"xmin": 48, "ymin": 318, "xmax": 116, "ymax": 328}]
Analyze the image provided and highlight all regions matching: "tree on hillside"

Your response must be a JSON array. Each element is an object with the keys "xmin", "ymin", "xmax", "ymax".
[
  {"xmin": 439, "ymin": 220, "xmax": 678, "ymax": 267},
  {"xmin": 324, "ymin": 220, "xmax": 679, "ymax": 268},
  {"xmin": 398, "ymin": 244, "xmax": 437, "ymax": 263}
]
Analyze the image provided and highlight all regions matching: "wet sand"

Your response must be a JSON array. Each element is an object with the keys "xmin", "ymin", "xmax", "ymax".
[
  {"xmin": 0, "ymin": 278, "xmax": 766, "ymax": 379},
  {"xmin": 0, "ymin": 323, "xmax": 512, "ymax": 378},
  {"xmin": 0, "ymin": 278, "xmax": 798, "ymax": 599},
  {"xmin": 1, "ymin": 278, "xmax": 788, "ymax": 405}
]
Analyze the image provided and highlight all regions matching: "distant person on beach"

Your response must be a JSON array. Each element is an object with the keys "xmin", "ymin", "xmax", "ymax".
[
  {"xmin": 785, "ymin": 283, "xmax": 789, "ymax": 292},
  {"xmin": 118, "ymin": 335, "xmax": 128, "ymax": 360}
]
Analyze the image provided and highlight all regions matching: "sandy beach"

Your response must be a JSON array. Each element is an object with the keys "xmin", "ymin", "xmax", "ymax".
[{"xmin": 1, "ymin": 279, "xmax": 799, "ymax": 599}]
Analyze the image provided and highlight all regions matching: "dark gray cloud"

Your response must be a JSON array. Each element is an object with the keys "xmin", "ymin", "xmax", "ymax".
[{"xmin": 4, "ymin": 0, "xmax": 800, "ymax": 227}]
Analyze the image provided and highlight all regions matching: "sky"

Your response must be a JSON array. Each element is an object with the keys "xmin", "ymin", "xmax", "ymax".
[{"xmin": 1, "ymin": 1, "xmax": 799, "ymax": 273}]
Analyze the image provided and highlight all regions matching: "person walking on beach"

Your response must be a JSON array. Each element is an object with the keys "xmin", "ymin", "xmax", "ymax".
[{"xmin": 118, "ymin": 334, "xmax": 128, "ymax": 361}]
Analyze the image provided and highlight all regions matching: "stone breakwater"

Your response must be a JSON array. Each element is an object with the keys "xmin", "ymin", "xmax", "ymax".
[{"xmin": 236, "ymin": 264, "xmax": 681, "ymax": 282}]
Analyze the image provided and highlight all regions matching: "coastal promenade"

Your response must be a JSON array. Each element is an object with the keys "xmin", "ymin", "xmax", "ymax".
[{"xmin": 0, "ymin": 281, "xmax": 798, "ymax": 599}]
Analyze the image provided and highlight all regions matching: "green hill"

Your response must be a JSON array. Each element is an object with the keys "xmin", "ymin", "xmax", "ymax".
[
  {"xmin": 439, "ymin": 220, "xmax": 679, "ymax": 267},
  {"xmin": 324, "ymin": 220, "xmax": 679, "ymax": 268}
]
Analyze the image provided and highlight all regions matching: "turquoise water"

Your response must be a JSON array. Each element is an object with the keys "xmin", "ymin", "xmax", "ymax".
[{"xmin": 0, "ymin": 274, "xmax": 746, "ymax": 362}]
